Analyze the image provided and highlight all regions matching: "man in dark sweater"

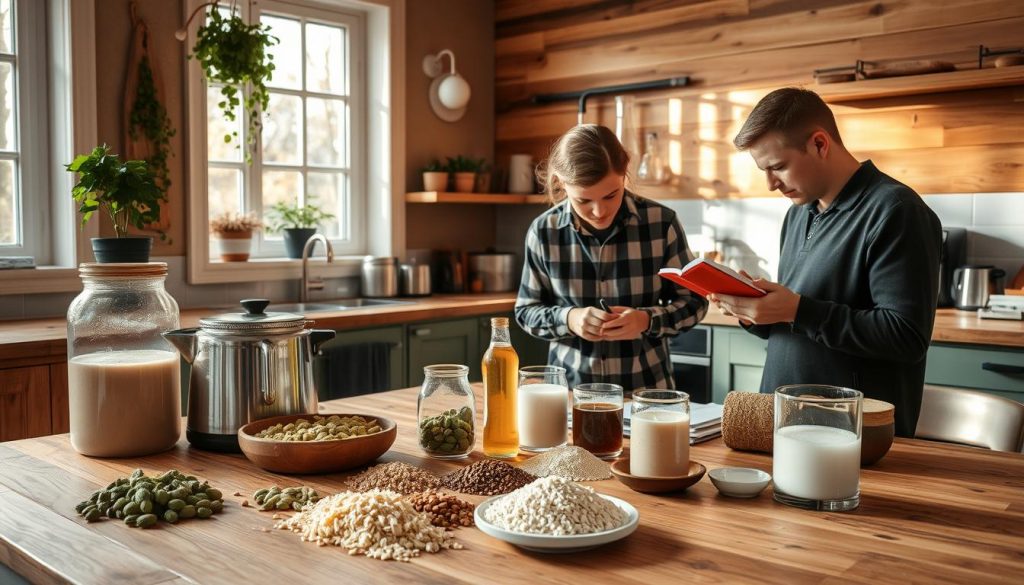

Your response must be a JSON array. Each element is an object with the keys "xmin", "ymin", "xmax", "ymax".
[{"xmin": 710, "ymin": 88, "xmax": 941, "ymax": 437}]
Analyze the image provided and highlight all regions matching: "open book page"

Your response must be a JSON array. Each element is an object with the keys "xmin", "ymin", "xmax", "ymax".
[{"xmin": 659, "ymin": 258, "xmax": 766, "ymax": 298}]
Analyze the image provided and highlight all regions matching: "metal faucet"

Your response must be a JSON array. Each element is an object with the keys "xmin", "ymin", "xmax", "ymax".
[{"xmin": 300, "ymin": 234, "xmax": 334, "ymax": 302}]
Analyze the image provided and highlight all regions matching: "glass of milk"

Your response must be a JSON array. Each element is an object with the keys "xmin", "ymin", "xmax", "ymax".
[
  {"xmin": 517, "ymin": 366, "xmax": 569, "ymax": 452},
  {"xmin": 630, "ymin": 390, "xmax": 690, "ymax": 478},
  {"xmin": 773, "ymin": 385, "xmax": 863, "ymax": 512}
]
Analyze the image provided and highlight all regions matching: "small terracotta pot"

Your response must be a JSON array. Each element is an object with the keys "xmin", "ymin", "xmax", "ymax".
[
  {"xmin": 215, "ymin": 229, "xmax": 253, "ymax": 262},
  {"xmin": 422, "ymin": 171, "xmax": 449, "ymax": 192},
  {"xmin": 453, "ymin": 172, "xmax": 476, "ymax": 193}
]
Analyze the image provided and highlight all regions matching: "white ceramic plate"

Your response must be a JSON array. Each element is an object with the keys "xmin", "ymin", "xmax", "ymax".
[{"xmin": 474, "ymin": 494, "xmax": 639, "ymax": 553}]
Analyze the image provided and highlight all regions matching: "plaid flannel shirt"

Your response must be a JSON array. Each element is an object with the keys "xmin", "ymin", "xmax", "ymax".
[{"xmin": 514, "ymin": 191, "xmax": 708, "ymax": 390}]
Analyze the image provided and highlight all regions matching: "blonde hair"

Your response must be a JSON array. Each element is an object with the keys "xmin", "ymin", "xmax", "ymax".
[{"xmin": 536, "ymin": 124, "xmax": 630, "ymax": 203}]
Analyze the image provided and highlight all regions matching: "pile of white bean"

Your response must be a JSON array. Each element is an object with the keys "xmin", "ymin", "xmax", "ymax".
[
  {"xmin": 482, "ymin": 476, "xmax": 627, "ymax": 535},
  {"xmin": 275, "ymin": 489, "xmax": 462, "ymax": 562}
]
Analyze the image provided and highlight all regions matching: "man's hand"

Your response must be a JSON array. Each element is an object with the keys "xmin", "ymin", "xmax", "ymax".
[
  {"xmin": 599, "ymin": 306, "xmax": 650, "ymax": 341},
  {"xmin": 567, "ymin": 307, "xmax": 617, "ymax": 341},
  {"xmin": 709, "ymin": 278, "xmax": 801, "ymax": 325}
]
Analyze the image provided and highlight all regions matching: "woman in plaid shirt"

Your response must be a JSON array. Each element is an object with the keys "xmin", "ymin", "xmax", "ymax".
[{"xmin": 514, "ymin": 124, "xmax": 708, "ymax": 390}]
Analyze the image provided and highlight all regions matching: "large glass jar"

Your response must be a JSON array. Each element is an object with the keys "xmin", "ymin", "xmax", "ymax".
[
  {"xmin": 66, "ymin": 263, "xmax": 181, "ymax": 457},
  {"xmin": 417, "ymin": 364, "xmax": 475, "ymax": 459},
  {"xmin": 630, "ymin": 390, "xmax": 690, "ymax": 478}
]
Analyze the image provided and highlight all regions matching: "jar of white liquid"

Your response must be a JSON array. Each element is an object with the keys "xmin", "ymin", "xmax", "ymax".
[
  {"xmin": 773, "ymin": 385, "xmax": 863, "ymax": 512},
  {"xmin": 630, "ymin": 390, "xmax": 690, "ymax": 477},
  {"xmin": 66, "ymin": 263, "xmax": 181, "ymax": 457},
  {"xmin": 517, "ymin": 366, "xmax": 568, "ymax": 452}
]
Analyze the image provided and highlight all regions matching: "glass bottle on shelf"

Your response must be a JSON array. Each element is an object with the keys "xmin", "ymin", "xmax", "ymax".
[
  {"xmin": 66, "ymin": 262, "xmax": 182, "ymax": 457},
  {"xmin": 637, "ymin": 132, "xmax": 669, "ymax": 184},
  {"xmin": 417, "ymin": 364, "xmax": 475, "ymax": 459},
  {"xmin": 482, "ymin": 317, "xmax": 519, "ymax": 458}
]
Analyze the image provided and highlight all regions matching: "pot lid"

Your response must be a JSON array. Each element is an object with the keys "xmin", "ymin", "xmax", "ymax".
[{"xmin": 199, "ymin": 299, "xmax": 306, "ymax": 333}]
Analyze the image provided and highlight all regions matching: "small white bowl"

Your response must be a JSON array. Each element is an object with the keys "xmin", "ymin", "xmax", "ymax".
[{"xmin": 708, "ymin": 467, "xmax": 772, "ymax": 498}]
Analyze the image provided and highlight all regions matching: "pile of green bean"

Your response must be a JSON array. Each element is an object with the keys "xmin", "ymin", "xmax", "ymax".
[{"xmin": 74, "ymin": 468, "xmax": 224, "ymax": 529}]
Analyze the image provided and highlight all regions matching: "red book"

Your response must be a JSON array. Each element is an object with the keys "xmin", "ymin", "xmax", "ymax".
[{"xmin": 659, "ymin": 258, "xmax": 766, "ymax": 298}]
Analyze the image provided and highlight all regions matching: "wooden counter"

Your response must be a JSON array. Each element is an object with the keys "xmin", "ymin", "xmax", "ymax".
[
  {"xmin": 701, "ymin": 307, "xmax": 1024, "ymax": 348},
  {"xmin": 0, "ymin": 294, "xmax": 519, "ymax": 365},
  {"xmin": 1, "ymin": 387, "xmax": 1022, "ymax": 584}
]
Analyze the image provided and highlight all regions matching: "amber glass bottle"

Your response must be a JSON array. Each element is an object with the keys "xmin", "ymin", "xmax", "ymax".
[{"xmin": 482, "ymin": 317, "xmax": 519, "ymax": 458}]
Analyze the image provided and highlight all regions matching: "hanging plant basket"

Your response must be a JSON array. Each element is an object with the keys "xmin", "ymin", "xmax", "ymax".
[{"xmin": 189, "ymin": 6, "xmax": 277, "ymax": 162}]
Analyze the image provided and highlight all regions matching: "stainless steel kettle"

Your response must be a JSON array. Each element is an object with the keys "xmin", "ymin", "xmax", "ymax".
[
  {"xmin": 952, "ymin": 265, "xmax": 1006, "ymax": 311},
  {"xmin": 162, "ymin": 299, "xmax": 335, "ymax": 452}
]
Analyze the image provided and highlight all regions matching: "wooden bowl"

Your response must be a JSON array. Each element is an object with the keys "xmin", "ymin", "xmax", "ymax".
[
  {"xmin": 238, "ymin": 413, "xmax": 397, "ymax": 474},
  {"xmin": 610, "ymin": 459, "xmax": 706, "ymax": 494}
]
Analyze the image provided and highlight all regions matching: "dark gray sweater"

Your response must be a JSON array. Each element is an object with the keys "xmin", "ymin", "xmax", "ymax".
[{"xmin": 746, "ymin": 161, "xmax": 942, "ymax": 437}]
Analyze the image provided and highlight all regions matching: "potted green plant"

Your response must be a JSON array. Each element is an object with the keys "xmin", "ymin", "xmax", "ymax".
[
  {"xmin": 265, "ymin": 200, "xmax": 336, "ymax": 259},
  {"xmin": 446, "ymin": 155, "xmax": 483, "ymax": 193},
  {"xmin": 65, "ymin": 145, "xmax": 166, "ymax": 263},
  {"xmin": 189, "ymin": 7, "xmax": 277, "ymax": 162},
  {"xmin": 210, "ymin": 211, "xmax": 262, "ymax": 262},
  {"xmin": 421, "ymin": 159, "xmax": 448, "ymax": 192}
]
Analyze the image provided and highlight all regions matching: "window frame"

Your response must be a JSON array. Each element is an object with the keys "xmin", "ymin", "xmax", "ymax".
[
  {"xmin": 186, "ymin": 0, "xmax": 405, "ymax": 285},
  {"xmin": 0, "ymin": 0, "xmax": 99, "ymax": 296}
]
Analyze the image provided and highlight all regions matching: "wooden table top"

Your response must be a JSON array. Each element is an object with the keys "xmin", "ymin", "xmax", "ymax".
[{"xmin": 1, "ymin": 386, "xmax": 1022, "ymax": 584}]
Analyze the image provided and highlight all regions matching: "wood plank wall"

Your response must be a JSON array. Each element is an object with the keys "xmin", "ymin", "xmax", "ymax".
[{"xmin": 494, "ymin": 0, "xmax": 1024, "ymax": 198}]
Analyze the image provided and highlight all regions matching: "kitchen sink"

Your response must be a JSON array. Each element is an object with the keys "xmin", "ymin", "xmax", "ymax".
[{"xmin": 267, "ymin": 298, "xmax": 413, "ymax": 314}]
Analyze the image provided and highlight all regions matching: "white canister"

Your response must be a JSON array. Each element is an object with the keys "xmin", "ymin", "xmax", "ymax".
[{"xmin": 508, "ymin": 154, "xmax": 534, "ymax": 194}]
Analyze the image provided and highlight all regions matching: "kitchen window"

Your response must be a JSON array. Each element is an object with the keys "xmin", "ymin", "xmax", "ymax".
[
  {"xmin": 185, "ymin": 0, "xmax": 403, "ymax": 286},
  {"xmin": 0, "ymin": 0, "xmax": 51, "ymax": 263},
  {"xmin": 200, "ymin": 0, "xmax": 366, "ymax": 260}
]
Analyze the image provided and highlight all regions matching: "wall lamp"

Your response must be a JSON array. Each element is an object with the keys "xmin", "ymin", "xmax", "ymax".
[{"xmin": 423, "ymin": 49, "xmax": 471, "ymax": 122}]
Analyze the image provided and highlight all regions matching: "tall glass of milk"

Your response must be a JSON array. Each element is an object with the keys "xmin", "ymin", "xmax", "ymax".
[
  {"xmin": 630, "ymin": 390, "xmax": 690, "ymax": 477},
  {"xmin": 517, "ymin": 366, "xmax": 569, "ymax": 452},
  {"xmin": 773, "ymin": 385, "xmax": 863, "ymax": 512}
]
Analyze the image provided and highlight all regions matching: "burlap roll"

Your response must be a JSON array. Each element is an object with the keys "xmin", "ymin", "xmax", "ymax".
[{"xmin": 722, "ymin": 391, "xmax": 774, "ymax": 453}]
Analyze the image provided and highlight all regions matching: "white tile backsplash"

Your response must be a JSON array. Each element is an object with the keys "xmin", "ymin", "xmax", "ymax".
[
  {"xmin": 922, "ymin": 194, "xmax": 973, "ymax": 227},
  {"xmin": 972, "ymin": 193, "xmax": 1024, "ymax": 226}
]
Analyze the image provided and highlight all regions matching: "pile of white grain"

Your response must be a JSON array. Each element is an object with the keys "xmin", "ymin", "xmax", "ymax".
[
  {"xmin": 275, "ymin": 489, "xmax": 462, "ymax": 562},
  {"xmin": 516, "ymin": 445, "xmax": 611, "ymax": 481},
  {"xmin": 483, "ymin": 477, "xmax": 626, "ymax": 535}
]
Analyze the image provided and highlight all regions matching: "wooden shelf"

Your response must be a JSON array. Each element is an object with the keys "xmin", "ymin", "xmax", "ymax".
[
  {"xmin": 405, "ymin": 191, "xmax": 548, "ymax": 205},
  {"xmin": 816, "ymin": 66, "xmax": 1024, "ymax": 103}
]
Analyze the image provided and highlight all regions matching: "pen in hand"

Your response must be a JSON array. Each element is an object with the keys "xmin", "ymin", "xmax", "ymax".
[{"xmin": 599, "ymin": 299, "xmax": 611, "ymax": 313}]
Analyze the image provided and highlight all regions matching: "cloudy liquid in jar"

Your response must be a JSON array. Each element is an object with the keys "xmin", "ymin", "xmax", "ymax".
[{"xmin": 68, "ymin": 349, "xmax": 181, "ymax": 457}]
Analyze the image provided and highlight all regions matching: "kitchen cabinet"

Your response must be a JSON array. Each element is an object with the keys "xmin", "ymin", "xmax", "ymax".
[
  {"xmin": 925, "ymin": 343, "xmax": 1024, "ymax": 403},
  {"xmin": 313, "ymin": 325, "xmax": 406, "ymax": 398},
  {"xmin": 407, "ymin": 318, "xmax": 481, "ymax": 387},
  {"xmin": 710, "ymin": 326, "xmax": 767, "ymax": 403},
  {"xmin": 0, "ymin": 365, "xmax": 52, "ymax": 441}
]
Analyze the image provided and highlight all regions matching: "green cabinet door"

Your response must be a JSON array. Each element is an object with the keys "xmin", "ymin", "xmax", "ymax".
[
  {"xmin": 925, "ymin": 343, "xmax": 1024, "ymax": 403},
  {"xmin": 711, "ymin": 326, "xmax": 768, "ymax": 403},
  {"xmin": 408, "ymin": 318, "xmax": 481, "ymax": 387},
  {"xmin": 314, "ymin": 325, "xmax": 405, "ymax": 399}
]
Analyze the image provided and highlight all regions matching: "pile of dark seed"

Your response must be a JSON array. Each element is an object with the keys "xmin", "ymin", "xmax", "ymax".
[
  {"xmin": 441, "ymin": 460, "xmax": 537, "ymax": 496},
  {"xmin": 346, "ymin": 461, "xmax": 442, "ymax": 494}
]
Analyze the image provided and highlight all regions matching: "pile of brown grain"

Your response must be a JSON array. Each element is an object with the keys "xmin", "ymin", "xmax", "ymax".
[
  {"xmin": 406, "ymin": 491, "xmax": 475, "ymax": 528},
  {"xmin": 441, "ymin": 460, "xmax": 537, "ymax": 496},
  {"xmin": 346, "ymin": 461, "xmax": 441, "ymax": 495}
]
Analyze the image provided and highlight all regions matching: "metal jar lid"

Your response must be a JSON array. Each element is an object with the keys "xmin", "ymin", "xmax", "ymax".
[
  {"xmin": 198, "ymin": 299, "xmax": 306, "ymax": 334},
  {"xmin": 363, "ymin": 255, "xmax": 398, "ymax": 265}
]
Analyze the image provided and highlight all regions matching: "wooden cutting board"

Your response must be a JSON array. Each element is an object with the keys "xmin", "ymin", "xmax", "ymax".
[{"xmin": 122, "ymin": 3, "xmax": 170, "ymax": 231}]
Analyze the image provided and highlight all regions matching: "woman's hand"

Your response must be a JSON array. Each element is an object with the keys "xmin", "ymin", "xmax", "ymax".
[
  {"xmin": 599, "ymin": 306, "xmax": 650, "ymax": 341},
  {"xmin": 567, "ymin": 307, "xmax": 616, "ymax": 341}
]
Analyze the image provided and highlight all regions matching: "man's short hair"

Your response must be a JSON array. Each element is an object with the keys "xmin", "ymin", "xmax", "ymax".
[{"xmin": 733, "ymin": 87, "xmax": 843, "ymax": 151}]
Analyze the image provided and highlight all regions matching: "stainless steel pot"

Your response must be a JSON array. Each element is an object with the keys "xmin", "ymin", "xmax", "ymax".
[
  {"xmin": 468, "ymin": 252, "xmax": 517, "ymax": 292},
  {"xmin": 400, "ymin": 262, "xmax": 432, "ymax": 296},
  {"xmin": 162, "ymin": 299, "xmax": 334, "ymax": 452},
  {"xmin": 361, "ymin": 256, "xmax": 399, "ymax": 297}
]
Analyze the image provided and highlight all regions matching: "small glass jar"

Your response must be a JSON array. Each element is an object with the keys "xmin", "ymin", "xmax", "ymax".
[
  {"xmin": 572, "ymin": 382, "xmax": 624, "ymax": 459},
  {"xmin": 66, "ymin": 263, "xmax": 181, "ymax": 457},
  {"xmin": 630, "ymin": 390, "xmax": 690, "ymax": 478},
  {"xmin": 517, "ymin": 365, "xmax": 568, "ymax": 452},
  {"xmin": 417, "ymin": 364, "xmax": 475, "ymax": 459},
  {"xmin": 773, "ymin": 385, "xmax": 863, "ymax": 512}
]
